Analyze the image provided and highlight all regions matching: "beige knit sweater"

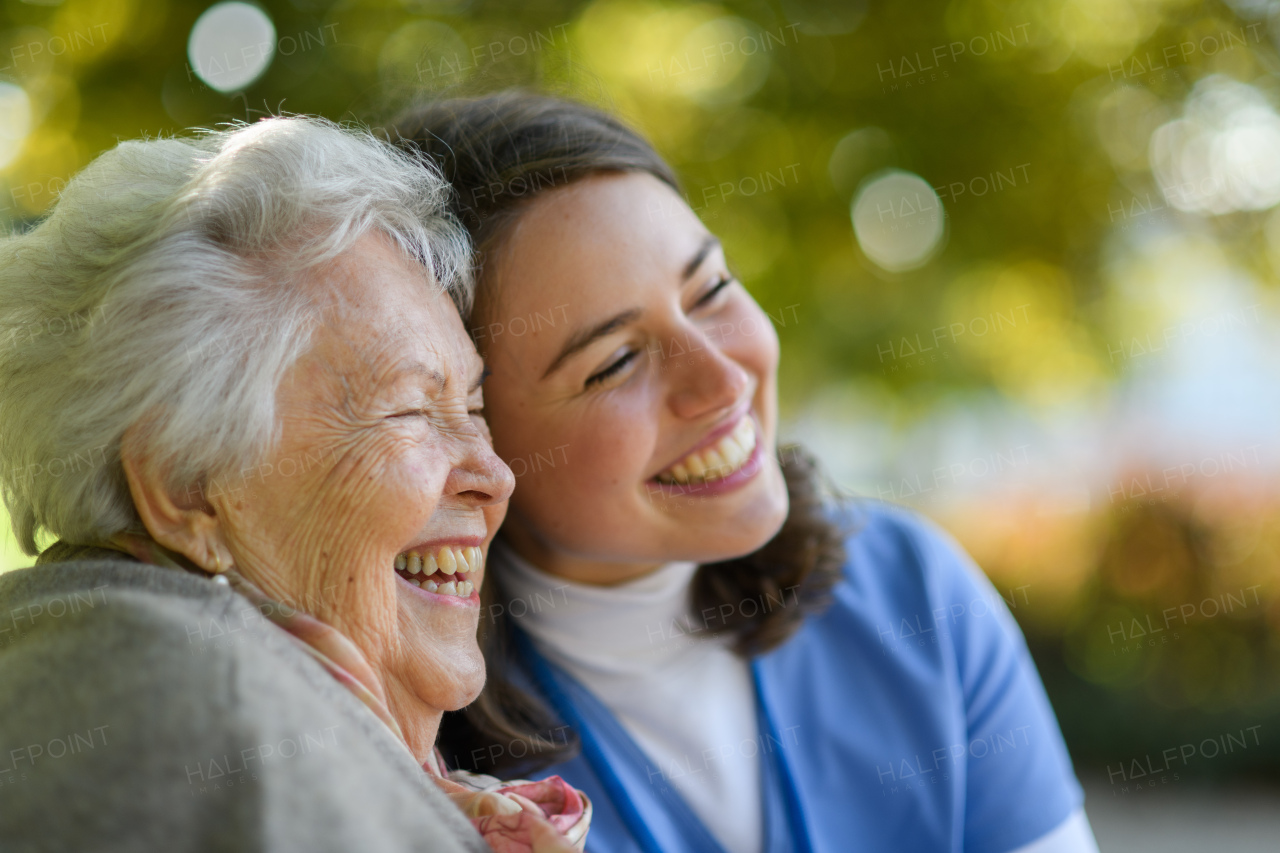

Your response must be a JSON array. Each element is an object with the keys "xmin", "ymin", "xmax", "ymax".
[{"xmin": 0, "ymin": 549, "xmax": 489, "ymax": 853}]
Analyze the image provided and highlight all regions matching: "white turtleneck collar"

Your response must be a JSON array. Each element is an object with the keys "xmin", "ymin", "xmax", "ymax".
[
  {"xmin": 495, "ymin": 540, "xmax": 703, "ymax": 675},
  {"xmin": 493, "ymin": 541, "xmax": 763, "ymax": 853}
]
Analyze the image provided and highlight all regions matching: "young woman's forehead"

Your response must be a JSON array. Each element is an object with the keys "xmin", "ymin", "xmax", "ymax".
[{"xmin": 497, "ymin": 173, "xmax": 713, "ymax": 295}]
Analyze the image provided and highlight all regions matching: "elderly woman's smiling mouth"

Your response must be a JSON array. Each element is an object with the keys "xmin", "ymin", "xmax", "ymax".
[{"xmin": 394, "ymin": 542, "xmax": 484, "ymax": 599}]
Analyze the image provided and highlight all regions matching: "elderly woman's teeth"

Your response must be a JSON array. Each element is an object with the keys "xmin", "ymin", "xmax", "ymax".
[
  {"xmin": 656, "ymin": 417, "xmax": 758, "ymax": 485},
  {"xmin": 393, "ymin": 545, "xmax": 483, "ymax": 596},
  {"xmin": 395, "ymin": 545, "xmax": 480, "ymax": 575}
]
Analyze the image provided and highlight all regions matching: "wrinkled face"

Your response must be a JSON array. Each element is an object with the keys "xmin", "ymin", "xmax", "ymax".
[
  {"xmin": 213, "ymin": 232, "xmax": 514, "ymax": 733},
  {"xmin": 475, "ymin": 172, "xmax": 789, "ymax": 584}
]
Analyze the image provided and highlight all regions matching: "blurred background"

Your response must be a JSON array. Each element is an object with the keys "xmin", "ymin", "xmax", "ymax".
[{"xmin": 2, "ymin": 0, "xmax": 1279, "ymax": 847}]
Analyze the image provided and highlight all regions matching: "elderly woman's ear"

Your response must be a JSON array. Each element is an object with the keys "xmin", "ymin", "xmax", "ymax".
[{"xmin": 120, "ymin": 420, "xmax": 232, "ymax": 576}]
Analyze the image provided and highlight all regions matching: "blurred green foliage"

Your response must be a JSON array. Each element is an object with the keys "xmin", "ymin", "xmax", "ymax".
[{"xmin": 6, "ymin": 0, "xmax": 1275, "ymax": 410}]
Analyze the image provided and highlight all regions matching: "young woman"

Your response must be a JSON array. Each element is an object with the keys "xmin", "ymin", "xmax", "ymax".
[{"xmin": 392, "ymin": 93, "xmax": 1098, "ymax": 853}]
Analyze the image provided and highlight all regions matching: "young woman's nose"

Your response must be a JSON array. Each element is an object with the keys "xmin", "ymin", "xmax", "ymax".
[{"xmin": 666, "ymin": 331, "xmax": 751, "ymax": 421}]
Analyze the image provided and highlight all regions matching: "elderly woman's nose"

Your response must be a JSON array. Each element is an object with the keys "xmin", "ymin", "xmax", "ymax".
[{"xmin": 444, "ymin": 436, "xmax": 516, "ymax": 507}]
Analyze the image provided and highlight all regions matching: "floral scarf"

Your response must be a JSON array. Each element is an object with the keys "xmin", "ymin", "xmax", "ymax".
[{"xmin": 105, "ymin": 533, "xmax": 590, "ymax": 853}]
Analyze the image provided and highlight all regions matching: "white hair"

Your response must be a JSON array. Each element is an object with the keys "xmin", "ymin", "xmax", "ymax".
[{"xmin": 0, "ymin": 116, "xmax": 472, "ymax": 555}]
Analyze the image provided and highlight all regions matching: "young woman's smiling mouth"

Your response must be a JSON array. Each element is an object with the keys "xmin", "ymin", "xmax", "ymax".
[{"xmin": 650, "ymin": 408, "xmax": 764, "ymax": 496}]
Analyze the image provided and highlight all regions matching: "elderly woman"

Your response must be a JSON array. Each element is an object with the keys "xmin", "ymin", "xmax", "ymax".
[{"xmin": 0, "ymin": 117, "xmax": 587, "ymax": 851}]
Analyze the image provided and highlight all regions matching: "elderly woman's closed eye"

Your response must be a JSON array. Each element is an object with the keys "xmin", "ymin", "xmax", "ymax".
[{"xmin": 0, "ymin": 117, "xmax": 586, "ymax": 853}]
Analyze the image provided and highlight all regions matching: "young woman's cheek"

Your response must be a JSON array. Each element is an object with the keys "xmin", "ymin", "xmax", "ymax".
[
  {"xmin": 577, "ymin": 381, "xmax": 661, "ymax": 487},
  {"xmin": 509, "ymin": 383, "xmax": 650, "ymax": 516},
  {"xmin": 712, "ymin": 298, "xmax": 780, "ymax": 445},
  {"xmin": 728, "ymin": 296, "xmax": 780, "ymax": 368}
]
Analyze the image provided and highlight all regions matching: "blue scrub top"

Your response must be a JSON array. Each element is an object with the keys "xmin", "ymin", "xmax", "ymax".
[{"xmin": 513, "ymin": 503, "xmax": 1083, "ymax": 853}]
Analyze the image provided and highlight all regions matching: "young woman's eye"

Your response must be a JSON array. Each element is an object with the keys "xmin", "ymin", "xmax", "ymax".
[
  {"xmin": 695, "ymin": 275, "xmax": 736, "ymax": 308},
  {"xmin": 586, "ymin": 349, "xmax": 638, "ymax": 387}
]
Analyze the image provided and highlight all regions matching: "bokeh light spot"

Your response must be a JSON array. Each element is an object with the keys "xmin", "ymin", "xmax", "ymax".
[
  {"xmin": 828, "ymin": 127, "xmax": 896, "ymax": 198},
  {"xmin": 1150, "ymin": 75, "xmax": 1280, "ymax": 214},
  {"xmin": 187, "ymin": 2, "xmax": 276, "ymax": 94},
  {"xmin": 852, "ymin": 170, "xmax": 946, "ymax": 272},
  {"xmin": 676, "ymin": 16, "xmax": 771, "ymax": 106},
  {"xmin": 0, "ymin": 83, "xmax": 32, "ymax": 170}
]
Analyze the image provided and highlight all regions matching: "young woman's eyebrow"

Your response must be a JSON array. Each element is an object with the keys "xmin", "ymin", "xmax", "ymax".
[
  {"xmin": 541, "ymin": 308, "xmax": 641, "ymax": 379},
  {"xmin": 538, "ymin": 238, "xmax": 722, "ymax": 382},
  {"xmin": 682, "ymin": 235, "xmax": 721, "ymax": 281}
]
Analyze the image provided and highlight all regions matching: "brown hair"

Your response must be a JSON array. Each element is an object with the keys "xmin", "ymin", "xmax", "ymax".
[{"xmin": 392, "ymin": 91, "xmax": 847, "ymax": 776}]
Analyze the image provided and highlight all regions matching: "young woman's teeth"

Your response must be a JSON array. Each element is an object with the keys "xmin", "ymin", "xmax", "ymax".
[
  {"xmin": 393, "ymin": 545, "xmax": 481, "ymax": 597},
  {"xmin": 657, "ymin": 417, "xmax": 757, "ymax": 485}
]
